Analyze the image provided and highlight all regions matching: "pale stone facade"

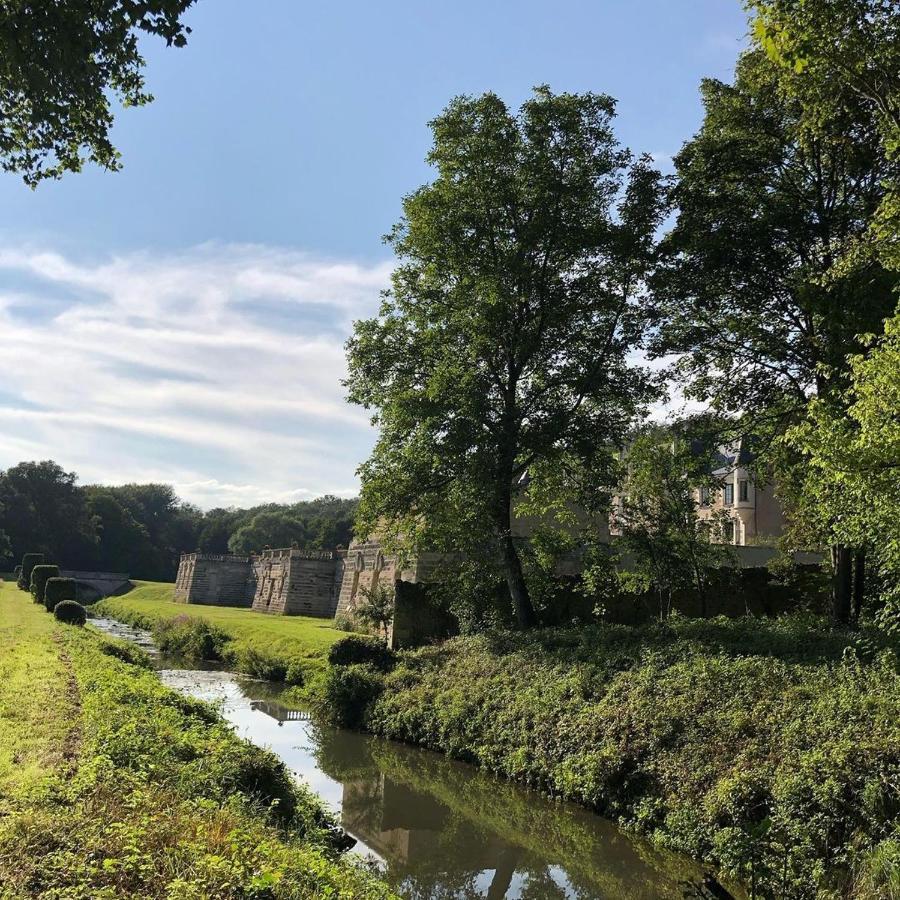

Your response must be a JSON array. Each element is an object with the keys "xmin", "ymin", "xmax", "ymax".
[
  {"xmin": 175, "ymin": 547, "xmax": 346, "ymax": 617},
  {"xmin": 694, "ymin": 438, "xmax": 784, "ymax": 546}
]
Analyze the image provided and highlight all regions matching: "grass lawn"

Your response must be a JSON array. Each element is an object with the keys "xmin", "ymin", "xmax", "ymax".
[
  {"xmin": 0, "ymin": 578, "xmax": 393, "ymax": 898},
  {"xmin": 95, "ymin": 581, "xmax": 349, "ymax": 690},
  {"xmin": 0, "ymin": 578, "xmax": 77, "ymax": 801}
]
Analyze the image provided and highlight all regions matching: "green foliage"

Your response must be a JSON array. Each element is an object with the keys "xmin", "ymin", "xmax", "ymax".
[
  {"xmin": 614, "ymin": 428, "xmax": 735, "ymax": 619},
  {"xmin": 789, "ymin": 312, "xmax": 900, "ymax": 632},
  {"xmin": 98, "ymin": 637, "xmax": 153, "ymax": 668},
  {"xmin": 353, "ymin": 581, "xmax": 395, "ymax": 639},
  {"xmin": 17, "ymin": 552, "xmax": 43, "ymax": 591},
  {"xmin": 0, "ymin": 0, "xmax": 195, "ymax": 186},
  {"xmin": 320, "ymin": 663, "xmax": 385, "ymax": 730},
  {"xmin": 346, "ymin": 87, "xmax": 667, "ymax": 628},
  {"xmin": 328, "ymin": 634, "xmax": 396, "ymax": 672},
  {"xmin": 360, "ymin": 616, "xmax": 900, "ymax": 897},
  {"xmin": 44, "ymin": 576, "xmax": 76, "ymax": 612},
  {"xmin": 656, "ymin": 48, "xmax": 897, "ymax": 421},
  {"xmin": 53, "ymin": 599, "xmax": 86, "ymax": 626},
  {"xmin": 29, "ymin": 563, "xmax": 59, "ymax": 605},
  {"xmin": 152, "ymin": 614, "xmax": 229, "ymax": 661}
]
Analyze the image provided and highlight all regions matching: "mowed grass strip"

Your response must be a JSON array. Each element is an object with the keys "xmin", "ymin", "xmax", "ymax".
[
  {"xmin": 95, "ymin": 581, "xmax": 349, "ymax": 689},
  {"xmin": 0, "ymin": 579, "xmax": 78, "ymax": 801}
]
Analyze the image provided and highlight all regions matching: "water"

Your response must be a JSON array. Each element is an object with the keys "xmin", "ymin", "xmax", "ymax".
[{"xmin": 90, "ymin": 616, "xmax": 733, "ymax": 900}]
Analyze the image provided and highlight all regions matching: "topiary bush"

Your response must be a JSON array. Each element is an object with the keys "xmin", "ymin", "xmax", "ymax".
[
  {"xmin": 53, "ymin": 599, "xmax": 86, "ymax": 626},
  {"xmin": 44, "ymin": 577, "xmax": 77, "ymax": 612},
  {"xmin": 328, "ymin": 634, "xmax": 396, "ymax": 672},
  {"xmin": 30, "ymin": 564, "xmax": 60, "ymax": 605},
  {"xmin": 17, "ymin": 553, "xmax": 43, "ymax": 591}
]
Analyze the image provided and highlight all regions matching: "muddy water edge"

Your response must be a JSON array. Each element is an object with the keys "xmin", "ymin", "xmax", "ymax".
[{"xmin": 89, "ymin": 615, "xmax": 740, "ymax": 900}]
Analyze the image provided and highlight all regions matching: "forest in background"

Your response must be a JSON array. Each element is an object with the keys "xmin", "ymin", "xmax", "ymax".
[{"xmin": 0, "ymin": 460, "xmax": 357, "ymax": 581}]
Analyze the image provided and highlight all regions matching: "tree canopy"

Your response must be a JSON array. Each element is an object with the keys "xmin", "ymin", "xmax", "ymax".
[
  {"xmin": 0, "ymin": 0, "xmax": 194, "ymax": 185},
  {"xmin": 346, "ymin": 87, "xmax": 666, "ymax": 627}
]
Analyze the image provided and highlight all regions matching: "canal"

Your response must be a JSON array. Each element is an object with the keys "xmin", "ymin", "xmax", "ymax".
[{"xmin": 90, "ymin": 616, "xmax": 733, "ymax": 900}]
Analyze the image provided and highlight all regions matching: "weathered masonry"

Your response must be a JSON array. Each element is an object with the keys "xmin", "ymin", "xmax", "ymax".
[
  {"xmin": 251, "ymin": 547, "xmax": 343, "ymax": 616},
  {"xmin": 175, "ymin": 547, "xmax": 349, "ymax": 618}
]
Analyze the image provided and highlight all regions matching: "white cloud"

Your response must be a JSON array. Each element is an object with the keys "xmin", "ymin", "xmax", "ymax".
[{"xmin": 0, "ymin": 243, "xmax": 392, "ymax": 508}]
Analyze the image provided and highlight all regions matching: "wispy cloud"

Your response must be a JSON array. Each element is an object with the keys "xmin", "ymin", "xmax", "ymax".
[{"xmin": 0, "ymin": 243, "xmax": 392, "ymax": 508}]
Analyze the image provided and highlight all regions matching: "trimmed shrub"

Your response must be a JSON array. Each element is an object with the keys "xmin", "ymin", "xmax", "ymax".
[
  {"xmin": 30, "ymin": 564, "xmax": 60, "ymax": 605},
  {"xmin": 44, "ymin": 577, "xmax": 77, "ymax": 612},
  {"xmin": 321, "ymin": 663, "xmax": 385, "ymax": 729},
  {"xmin": 53, "ymin": 600, "xmax": 86, "ymax": 626},
  {"xmin": 328, "ymin": 634, "xmax": 396, "ymax": 672},
  {"xmin": 17, "ymin": 553, "xmax": 43, "ymax": 591}
]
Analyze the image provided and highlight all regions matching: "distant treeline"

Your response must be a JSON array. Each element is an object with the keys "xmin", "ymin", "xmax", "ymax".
[{"xmin": 0, "ymin": 460, "xmax": 357, "ymax": 581}]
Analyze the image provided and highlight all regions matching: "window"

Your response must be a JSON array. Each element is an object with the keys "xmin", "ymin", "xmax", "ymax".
[
  {"xmin": 724, "ymin": 483, "xmax": 734, "ymax": 506},
  {"xmin": 739, "ymin": 480, "xmax": 749, "ymax": 502},
  {"xmin": 699, "ymin": 486, "xmax": 710, "ymax": 506},
  {"xmin": 723, "ymin": 519, "xmax": 735, "ymax": 543}
]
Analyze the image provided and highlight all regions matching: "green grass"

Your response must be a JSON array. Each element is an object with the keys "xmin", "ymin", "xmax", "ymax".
[
  {"xmin": 0, "ymin": 580, "xmax": 394, "ymax": 898},
  {"xmin": 0, "ymin": 578, "xmax": 75, "ymax": 801},
  {"xmin": 95, "ymin": 581, "xmax": 348, "ymax": 691}
]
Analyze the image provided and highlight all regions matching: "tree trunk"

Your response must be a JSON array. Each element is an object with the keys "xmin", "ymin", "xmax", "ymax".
[
  {"xmin": 496, "ymin": 489, "xmax": 538, "ymax": 629},
  {"xmin": 831, "ymin": 544, "xmax": 853, "ymax": 625},
  {"xmin": 852, "ymin": 546, "xmax": 866, "ymax": 625},
  {"xmin": 500, "ymin": 529, "xmax": 538, "ymax": 629}
]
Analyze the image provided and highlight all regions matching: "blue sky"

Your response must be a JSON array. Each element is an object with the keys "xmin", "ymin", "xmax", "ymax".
[{"xmin": 0, "ymin": 0, "xmax": 749, "ymax": 509}]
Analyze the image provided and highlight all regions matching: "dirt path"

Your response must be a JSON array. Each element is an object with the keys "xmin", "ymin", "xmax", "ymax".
[{"xmin": 50, "ymin": 632, "xmax": 82, "ymax": 776}]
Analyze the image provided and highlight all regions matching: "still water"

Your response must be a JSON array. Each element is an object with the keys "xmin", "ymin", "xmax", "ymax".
[{"xmin": 90, "ymin": 617, "xmax": 730, "ymax": 900}]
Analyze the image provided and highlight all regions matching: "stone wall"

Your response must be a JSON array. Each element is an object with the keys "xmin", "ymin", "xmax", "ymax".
[
  {"xmin": 251, "ymin": 548, "xmax": 342, "ymax": 617},
  {"xmin": 334, "ymin": 540, "xmax": 401, "ymax": 621},
  {"xmin": 174, "ymin": 553, "xmax": 254, "ymax": 607}
]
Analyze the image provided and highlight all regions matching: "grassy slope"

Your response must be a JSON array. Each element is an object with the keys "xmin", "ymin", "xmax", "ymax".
[
  {"xmin": 0, "ymin": 581, "xmax": 393, "ymax": 899},
  {"xmin": 333, "ymin": 616, "xmax": 900, "ymax": 899},
  {"xmin": 96, "ymin": 581, "xmax": 346, "ymax": 688}
]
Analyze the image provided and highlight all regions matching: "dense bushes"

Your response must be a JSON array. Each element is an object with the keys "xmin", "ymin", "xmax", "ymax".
[
  {"xmin": 331, "ymin": 615, "xmax": 900, "ymax": 898},
  {"xmin": 328, "ymin": 634, "xmax": 396, "ymax": 671},
  {"xmin": 152, "ymin": 614, "xmax": 229, "ymax": 661},
  {"xmin": 44, "ymin": 576, "xmax": 76, "ymax": 612},
  {"xmin": 53, "ymin": 600, "xmax": 86, "ymax": 626},
  {"xmin": 29, "ymin": 563, "xmax": 59, "ymax": 605},
  {"xmin": 17, "ymin": 552, "xmax": 43, "ymax": 591}
]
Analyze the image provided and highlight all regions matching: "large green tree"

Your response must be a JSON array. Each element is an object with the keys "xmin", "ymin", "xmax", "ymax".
[
  {"xmin": 0, "ymin": 460, "xmax": 96, "ymax": 565},
  {"xmin": 0, "ymin": 0, "xmax": 194, "ymax": 185},
  {"xmin": 345, "ymin": 87, "xmax": 665, "ymax": 628},
  {"xmin": 654, "ymin": 50, "xmax": 900, "ymax": 621},
  {"xmin": 655, "ymin": 50, "xmax": 898, "ymax": 418}
]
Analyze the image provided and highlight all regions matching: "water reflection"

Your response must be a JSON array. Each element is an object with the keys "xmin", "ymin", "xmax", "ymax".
[{"xmin": 90, "ymin": 616, "xmax": 737, "ymax": 900}]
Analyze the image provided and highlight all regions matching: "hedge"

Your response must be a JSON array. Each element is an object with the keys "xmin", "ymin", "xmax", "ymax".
[
  {"xmin": 17, "ymin": 553, "xmax": 43, "ymax": 591},
  {"xmin": 30, "ymin": 564, "xmax": 60, "ymax": 606},
  {"xmin": 44, "ymin": 577, "xmax": 77, "ymax": 613}
]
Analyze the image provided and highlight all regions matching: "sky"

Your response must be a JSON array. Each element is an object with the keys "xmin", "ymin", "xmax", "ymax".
[{"xmin": 0, "ymin": 0, "xmax": 750, "ymax": 510}]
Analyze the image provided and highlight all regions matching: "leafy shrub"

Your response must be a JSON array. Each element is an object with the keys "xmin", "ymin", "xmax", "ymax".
[
  {"xmin": 29, "ymin": 564, "xmax": 59, "ymax": 605},
  {"xmin": 333, "ymin": 613, "xmax": 356, "ymax": 632},
  {"xmin": 44, "ymin": 576, "xmax": 77, "ymax": 612},
  {"xmin": 98, "ymin": 639, "xmax": 153, "ymax": 668},
  {"xmin": 328, "ymin": 634, "xmax": 396, "ymax": 671},
  {"xmin": 321, "ymin": 663, "xmax": 385, "ymax": 729},
  {"xmin": 53, "ymin": 600, "xmax": 87, "ymax": 626},
  {"xmin": 226, "ymin": 644, "xmax": 287, "ymax": 681},
  {"xmin": 152, "ymin": 615, "xmax": 228, "ymax": 661},
  {"xmin": 17, "ymin": 553, "xmax": 43, "ymax": 591}
]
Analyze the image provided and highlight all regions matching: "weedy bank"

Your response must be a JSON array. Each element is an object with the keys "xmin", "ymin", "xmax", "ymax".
[
  {"xmin": 95, "ymin": 580, "xmax": 347, "ymax": 691},
  {"xmin": 320, "ymin": 616, "xmax": 900, "ymax": 899},
  {"xmin": 0, "ymin": 581, "xmax": 394, "ymax": 899}
]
